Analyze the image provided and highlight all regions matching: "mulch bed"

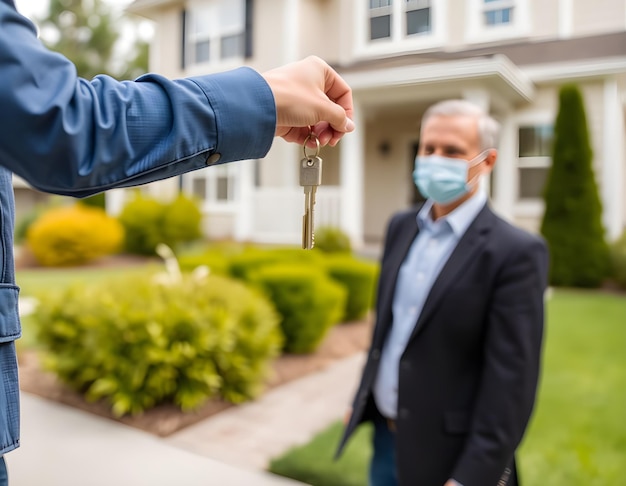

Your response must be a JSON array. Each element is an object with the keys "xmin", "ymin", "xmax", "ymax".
[{"xmin": 18, "ymin": 319, "xmax": 372, "ymax": 437}]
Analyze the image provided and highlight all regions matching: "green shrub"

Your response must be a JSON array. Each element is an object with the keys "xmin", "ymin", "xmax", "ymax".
[
  {"xmin": 540, "ymin": 84, "xmax": 610, "ymax": 287},
  {"xmin": 80, "ymin": 192, "xmax": 106, "ymax": 209},
  {"xmin": 26, "ymin": 205, "xmax": 124, "ymax": 266},
  {"xmin": 313, "ymin": 226, "xmax": 352, "ymax": 254},
  {"xmin": 324, "ymin": 256, "xmax": 378, "ymax": 322},
  {"xmin": 228, "ymin": 247, "xmax": 324, "ymax": 281},
  {"xmin": 610, "ymin": 231, "xmax": 626, "ymax": 289},
  {"xmin": 162, "ymin": 194, "xmax": 203, "ymax": 247},
  {"xmin": 118, "ymin": 193, "xmax": 202, "ymax": 256},
  {"xmin": 34, "ymin": 274, "xmax": 282, "ymax": 416},
  {"xmin": 251, "ymin": 264, "xmax": 346, "ymax": 354},
  {"xmin": 15, "ymin": 206, "xmax": 45, "ymax": 245},
  {"xmin": 178, "ymin": 252, "xmax": 229, "ymax": 276}
]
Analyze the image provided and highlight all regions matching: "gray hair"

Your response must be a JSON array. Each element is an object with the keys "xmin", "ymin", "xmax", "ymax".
[{"xmin": 421, "ymin": 99, "xmax": 501, "ymax": 149}]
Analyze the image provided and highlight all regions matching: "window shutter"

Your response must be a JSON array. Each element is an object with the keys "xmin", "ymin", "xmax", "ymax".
[{"xmin": 244, "ymin": 0, "xmax": 253, "ymax": 58}]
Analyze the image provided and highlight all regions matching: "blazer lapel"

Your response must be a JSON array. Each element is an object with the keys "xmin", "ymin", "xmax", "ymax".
[{"xmin": 408, "ymin": 205, "xmax": 495, "ymax": 343}]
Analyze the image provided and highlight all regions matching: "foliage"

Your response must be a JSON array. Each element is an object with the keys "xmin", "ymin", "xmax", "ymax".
[
  {"xmin": 540, "ymin": 84, "xmax": 610, "ymax": 287},
  {"xmin": 79, "ymin": 193, "xmax": 106, "ymax": 210},
  {"xmin": 162, "ymin": 194, "xmax": 203, "ymax": 248},
  {"xmin": 178, "ymin": 252, "xmax": 230, "ymax": 276},
  {"xmin": 313, "ymin": 226, "xmax": 352, "ymax": 254},
  {"xmin": 37, "ymin": 0, "xmax": 149, "ymax": 80},
  {"xmin": 26, "ymin": 204, "xmax": 123, "ymax": 266},
  {"xmin": 228, "ymin": 247, "xmax": 324, "ymax": 281},
  {"xmin": 118, "ymin": 192, "xmax": 202, "ymax": 256},
  {"xmin": 251, "ymin": 264, "xmax": 346, "ymax": 354},
  {"xmin": 34, "ymin": 273, "xmax": 282, "ymax": 416},
  {"xmin": 269, "ymin": 289, "xmax": 626, "ymax": 486},
  {"xmin": 609, "ymin": 230, "xmax": 626, "ymax": 289},
  {"xmin": 14, "ymin": 206, "xmax": 46, "ymax": 246},
  {"xmin": 324, "ymin": 256, "xmax": 378, "ymax": 322}
]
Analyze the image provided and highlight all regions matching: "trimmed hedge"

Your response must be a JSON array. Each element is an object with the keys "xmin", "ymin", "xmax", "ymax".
[
  {"xmin": 313, "ymin": 226, "xmax": 352, "ymax": 254},
  {"xmin": 118, "ymin": 193, "xmax": 202, "ymax": 256},
  {"xmin": 251, "ymin": 264, "xmax": 346, "ymax": 354},
  {"xmin": 26, "ymin": 204, "xmax": 123, "ymax": 266},
  {"xmin": 34, "ymin": 273, "xmax": 282, "ymax": 416},
  {"xmin": 228, "ymin": 247, "xmax": 324, "ymax": 281},
  {"xmin": 324, "ymin": 255, "xmax": 378, "ymax": 322}
]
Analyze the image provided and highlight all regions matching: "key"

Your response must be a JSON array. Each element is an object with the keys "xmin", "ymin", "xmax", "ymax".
[{"xmin": 300, "ymin": 155, "xmax": 322, "ymax": 249}]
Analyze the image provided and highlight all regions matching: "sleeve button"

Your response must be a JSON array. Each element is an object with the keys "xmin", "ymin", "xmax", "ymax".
[{"xmin": 206, "ymin": 153, "xmax": 221, "ymax": 165}]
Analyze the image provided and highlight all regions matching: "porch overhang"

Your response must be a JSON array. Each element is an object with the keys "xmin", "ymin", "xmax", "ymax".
[
  {"xmin": 126, "ymin": 0, "xmax": 182, "ymax": 19},
  {"xmin": 341, "ymin": 54, "xmax": 535, "ymax": 109}
]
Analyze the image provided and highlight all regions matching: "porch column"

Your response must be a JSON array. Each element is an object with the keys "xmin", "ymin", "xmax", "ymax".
[
  {"xmin": 340, "ymin": 99, "xmax": 364, "ymax": 249},
  {"xmin": 234, "ymin": 160, "xmax": 255, "ymax": 241},
  {"xmin": 105, "ymin": 189, "xmax": 126, "ymax": 216},
  {"xmin": 492, "ymin": 113, "xmax": 516, "ymax": 222},
  {"xmin": 602, "ymin": 78, "xmax": 624, "ymax": 241}
]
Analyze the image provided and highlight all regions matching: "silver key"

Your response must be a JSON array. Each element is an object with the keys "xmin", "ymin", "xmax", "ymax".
[{"xmin": 300, "ymin": 155, "xmax": 322, "ymax": 249}]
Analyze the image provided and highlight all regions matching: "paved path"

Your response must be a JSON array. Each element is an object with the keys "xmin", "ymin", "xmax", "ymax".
[
  {"xmin": 168, "ymin": 353, "xmax": 366, "ymax": 470},
  {"xmin": 7, "ymin": 352, "xmax": 366, "ymax": 486}
]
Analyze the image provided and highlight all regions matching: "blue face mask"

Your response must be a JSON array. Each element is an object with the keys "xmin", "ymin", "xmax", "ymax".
[{"xmin": 413, "ymin": 151, "xmax": 488, "ymax": 204}]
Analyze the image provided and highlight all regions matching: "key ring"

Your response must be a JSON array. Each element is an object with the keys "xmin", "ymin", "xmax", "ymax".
[{"xmin": 303, "ymin": 129, "xmax": 320, "ymax": 164}]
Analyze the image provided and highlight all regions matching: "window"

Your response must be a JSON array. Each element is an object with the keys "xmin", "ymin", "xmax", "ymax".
[
  {"xmin": 369, "ymin": 0, "xmax": 392, "ymax": 40},
  {"xmin": 483, "ymin": 0, "xmax": 514, "ymax": 26},
  {"xmin": 406, "ymin": 0, "xmax": 431, "ymax": 35},
  {"xmin": 184, "ymin": 165, "xmax": 239, "ymax": 206},
  {"xmin": 368, "ymin": 0, "xmax": 431, "ymax": 42},
  {"xmin": 187, "ymin": 0, "xmax": 245, "ymax": 66},
  {"xmin": 466, "ymin": 0, "xmax": 528, "ymax": 42},
  {"xmin": 518, "ymin": 125, "xmax": 553, "ymax": 199}
]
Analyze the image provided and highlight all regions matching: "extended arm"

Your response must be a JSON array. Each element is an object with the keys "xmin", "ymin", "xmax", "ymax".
[{"xmin": 0, "ymin": 4, "xmax": 353, "ymax": 197}]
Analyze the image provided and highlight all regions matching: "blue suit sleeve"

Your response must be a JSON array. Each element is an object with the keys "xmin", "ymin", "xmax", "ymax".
[{"xmin": 0, "ymin": 3, "xmax": 276, "ymax": 197}]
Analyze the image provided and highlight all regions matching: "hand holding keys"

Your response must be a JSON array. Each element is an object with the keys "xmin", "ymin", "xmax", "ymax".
[{"xmin": 300, "ymin": 131, "xmax": 322, "ymax": 249}]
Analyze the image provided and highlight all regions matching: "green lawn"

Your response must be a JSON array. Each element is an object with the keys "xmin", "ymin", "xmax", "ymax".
[{"xmin": 269, "ymin": 289, "xmax": 626, "ymax": 486}]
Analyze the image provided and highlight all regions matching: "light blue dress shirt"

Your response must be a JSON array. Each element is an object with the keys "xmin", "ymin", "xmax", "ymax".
[{"xmin": 373, "ymin": 191, "xmax": 488, "ymax": 420}]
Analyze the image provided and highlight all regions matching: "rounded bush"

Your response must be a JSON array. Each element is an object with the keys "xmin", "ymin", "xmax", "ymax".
[
  {"xmin": 251, "ymin": 264, "xmax": 346, "ymax": 354},
  {"xmin": 313, "ymin": 226, "xmax": 352, "ymax": 254},
  {"xmin": 610, "ymin": 231, "xmax": 626, "ymax": 289},
  {"xmin": 118, "ymin": 193, "xmax": 202, "ymax": 256},
  {"xmin": 324, "ymin": 256, "xmax": 379, "ymax": 322},
  {"xmin": 34, "ymin": 274, "xmax": 283, "ymax": 416},
  {"xmin": 26, "ymin": 204, "xmax": 123, "ymax": 266}
]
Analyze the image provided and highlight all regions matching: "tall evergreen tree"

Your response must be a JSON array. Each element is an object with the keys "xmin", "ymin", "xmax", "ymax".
[
  {"xmin": 540, "ymin": 84, "xmax": 610, "ymax": 287},
  {"xmin": 37, "ymin": 0, "xmax": 148, "ymax": 80}
]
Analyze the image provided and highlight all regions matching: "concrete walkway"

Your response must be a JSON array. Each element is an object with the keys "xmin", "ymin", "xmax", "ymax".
[{"xmin": 6, "ymin": 353, "xmax": 366, "ymax": 486}]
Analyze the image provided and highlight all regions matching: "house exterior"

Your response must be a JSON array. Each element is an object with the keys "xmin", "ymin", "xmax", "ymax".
[{"xmin": 111, "ymin": 0, "xmax": 624, "ymax": 249}]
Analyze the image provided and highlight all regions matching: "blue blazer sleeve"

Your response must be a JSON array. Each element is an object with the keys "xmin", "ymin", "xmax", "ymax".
[{"xmin": 0, "ymin": 2, "xmax": 276, "ymax": 197}]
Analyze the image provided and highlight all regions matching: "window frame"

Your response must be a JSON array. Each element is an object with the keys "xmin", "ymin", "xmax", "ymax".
[
  {"xmin": 182, "ymin": 164, "xmax": 241, "ymax": 211},
  {"xmin": 465, "ymin": 0, "xmax": 529, "ymax": 44},
  {"xmin": 514, "ymin": 117, "xmax": 554, "ymax": 216},
  {"xmin": 185, "ymin": 0, "xmax": 246, "ymax": 72},
  {"xmin": 355, "ymin": 0, "xmax": 447, "ymax": 58}
]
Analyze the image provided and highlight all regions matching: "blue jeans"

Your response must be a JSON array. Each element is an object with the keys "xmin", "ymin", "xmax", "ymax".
[
  {"xmin": 0, "ymin": 456, "xmax": 7, "ymax": 486},
  {"xmin": 369, "ymin": 416, "xmax": 398, "ymax": 486}
]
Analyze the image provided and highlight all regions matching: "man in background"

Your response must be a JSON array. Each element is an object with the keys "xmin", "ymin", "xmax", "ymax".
[{"xmin": 338, "ymin": 99, "xmax": 548, "ymax": 486}]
